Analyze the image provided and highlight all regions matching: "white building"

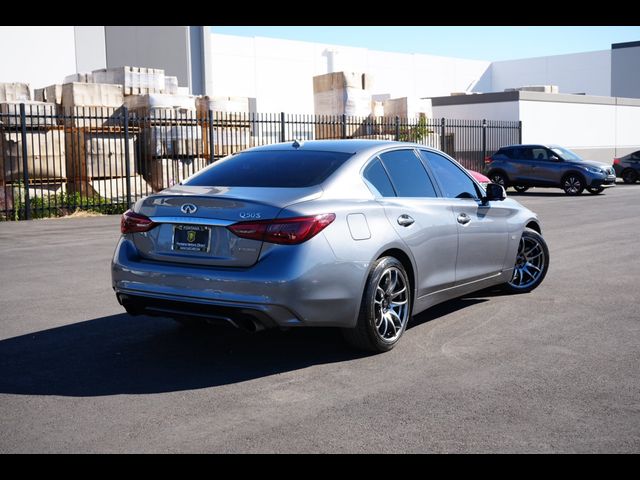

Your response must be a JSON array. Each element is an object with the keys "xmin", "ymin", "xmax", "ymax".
[
  {"xmin": 2, "ymin": 27, "xmax": 639, "ymax": 104},
  {"xmin": 431, "ymin": 91, "xmax": 640, "ymax": 161},
  {"xmin": 1, "ymin": 26, "xmax": 639, "ymax": 160}
]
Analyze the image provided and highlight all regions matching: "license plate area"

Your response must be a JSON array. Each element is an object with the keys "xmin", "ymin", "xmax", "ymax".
[{"xmin": 172, "ymin": 225, "xmax": 211, "ymax": 253}]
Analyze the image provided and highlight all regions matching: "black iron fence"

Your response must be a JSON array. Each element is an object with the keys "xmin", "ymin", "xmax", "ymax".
[{"xmin": 0, "ymin": 104, "xmax": 521, "ymax": 221}]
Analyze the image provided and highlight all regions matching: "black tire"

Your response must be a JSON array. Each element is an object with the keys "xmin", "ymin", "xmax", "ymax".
[
  {"xmin": 587, "ymin": 187, "xmax": 605, "ymax": 195},
  {"xmin": 502, "ymin": 228, "xmax": 549, "ymax": 294},
  {"xmin": 622, "ymin": 169, "xmax": 638, "ymax": 184},
  {"xmin": 561, "ymin": 173, "xmax": 585, "ymax": 195},
  {"xmin": 342, "ymin": 256, "xmax": 412, "ymax": 353},
  {"xmin": 489, "ymin": 171, "xmax": 508, "ymax": 188},
  {"xmin": 513, "ymin": 185, "xmax": 529, "ymax": 193}
]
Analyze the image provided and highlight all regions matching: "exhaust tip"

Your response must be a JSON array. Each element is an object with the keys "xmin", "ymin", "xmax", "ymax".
[{"xmin": 235, "ymin": 315, "xmax": 265, "ymax": 333}]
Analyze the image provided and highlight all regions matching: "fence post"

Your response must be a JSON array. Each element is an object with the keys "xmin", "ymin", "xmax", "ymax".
[
  {"xmin": 481, "ymin": 119, "xmax": 487, "ymax": 161},
  {"xmin": 341, "ymin": 114, "xmax": 347, "ymax": 139},
  {"xmin": 123, "ymin": 106, "xmax": 132, "ymax": 209},
  {"xmin": 280, "ymin": 112, "xmax": 286, "ymax": 143},
  {"xmin": 518, "ymin": 121, "xmax": 523, "ymax": 144},
  {"xmin": 208, "ymin": 109, "xmax": 214, "ymax": 164},
  {"xmin": 395, "ymin": 116, "xmax": 400, "ymax": 141},
  {"xmin": 440, "ymin": 118, "xmax": 446, "ymax": 152},
  {"xmin": 19, "ymin": 103, "xmax": 31, "ymax": 220}
]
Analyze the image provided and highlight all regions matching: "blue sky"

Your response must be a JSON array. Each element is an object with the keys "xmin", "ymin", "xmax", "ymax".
[{"xmin": 210, "ymin": 26, "xmax": 640, "ymax": 61}]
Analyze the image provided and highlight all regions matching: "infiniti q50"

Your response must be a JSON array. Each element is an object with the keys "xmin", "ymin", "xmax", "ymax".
[{"xmin": 112, "ymin": 140, "xmax": 549, "ymax": 352}]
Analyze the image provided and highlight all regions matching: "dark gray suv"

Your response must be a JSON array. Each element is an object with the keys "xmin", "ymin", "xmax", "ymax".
[{"xmin": 485, "ymin": 144, "xmax": 616, "ymax": 195}]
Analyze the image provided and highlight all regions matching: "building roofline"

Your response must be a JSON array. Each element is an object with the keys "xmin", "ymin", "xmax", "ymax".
[
  {"xmin": 612, "ymin": 40, "xmax": 640, "ymax": 49},
  {"xmin": 429, "ymin": 91, "xmax": 640, "ymax": 107}
]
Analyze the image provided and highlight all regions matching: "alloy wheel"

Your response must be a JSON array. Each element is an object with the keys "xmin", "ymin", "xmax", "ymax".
[
  {"xmin": 373, "ymin": 267, "xmax": 410, "ymax": 342},
  {"xmin": 508, "ymin": 235, "xmax": 546, "ymax": 290},
  {"xmin": 563, "ymin": 175, "xmax": 583, "ymax": 194},
  {"xmin": 491, "ymin": 173, "xmax": 506, "ymax": 186}
]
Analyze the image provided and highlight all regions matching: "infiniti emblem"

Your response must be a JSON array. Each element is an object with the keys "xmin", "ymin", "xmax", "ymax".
[{"xmin": 180, "ymin": 203, "xmax": 197, "ymax": 214}]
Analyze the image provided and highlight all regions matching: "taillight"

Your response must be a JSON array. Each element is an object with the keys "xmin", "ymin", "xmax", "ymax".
[
  {"xmin": 227, "ymin": 213, "xmax": 336, "ymax": 245},
  {"xmin": 121, "ymin": 209, "xmax": 157, "ymax": 234},
  {"xmin": 484, "ymin": 156, "xmax": 492, "ymax": 164},
  {"xmin": 613, "ymin": 158, "xmax": 620, "ymax": 165}
]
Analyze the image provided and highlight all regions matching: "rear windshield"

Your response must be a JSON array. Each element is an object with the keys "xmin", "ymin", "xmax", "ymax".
[{"xmin": 184, "ymin": 150, "xmax": 353, "ymax": 188}]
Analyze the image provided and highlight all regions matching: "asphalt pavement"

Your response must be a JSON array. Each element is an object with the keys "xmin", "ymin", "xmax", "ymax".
[{"xmin": 0, "ymin": 184, "xmax": 638, "ymax": 453}]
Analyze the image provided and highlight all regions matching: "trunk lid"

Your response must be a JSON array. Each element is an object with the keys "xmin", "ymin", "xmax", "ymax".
[{"xmin": 132, "ymin": 185, "xmax": 322, "ymax": 267}]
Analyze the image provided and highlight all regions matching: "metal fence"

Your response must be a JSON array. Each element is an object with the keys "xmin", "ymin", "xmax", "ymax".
[{"xmin": 0, "ymin": 104, "xmax": 521, "ymax": 221}]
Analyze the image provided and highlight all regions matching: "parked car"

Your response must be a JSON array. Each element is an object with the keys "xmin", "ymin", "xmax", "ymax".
[
  {"xmin": 112, "ymin": 140, "xmax": 549, "ymax": 352},
  {"xmin": 484, "ymin": 144, "xmax": 616, "ymax": 195},
  {"xmin": 467, "ymin": 169, "xmax": 490, "ymax": 188},
  {"xmin": 613, "ymin": 150, "xmax": 640, "ymax": 184}
]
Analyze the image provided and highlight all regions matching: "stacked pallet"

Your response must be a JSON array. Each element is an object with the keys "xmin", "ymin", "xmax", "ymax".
[
  {"xmin": 124, "ymin": 93, "xmax": 206, "ymax": 191},
  {"xmin": 0, "ymin": 82, "xmax": 67, "ymax": 203},
  {"xmin": 197, "ymin": 96, "xmax": 253, "ymax": 157},
  {"xmin": 313, "ymin": 72, "xmax": 373, "ymax": 139},
  {"xmin": 382, "ymin": 97, "xmax": 432, "ymax": 119},
  {"xmin": 2, "ymin": 67, "xmax": 257, "ymax": 202},
  {"xmin": 92, "ymin": 66, "xmax": 166, "ymax": 95},
  {"xmin": 60, "ymin": 82, "xmax": 151, "ymax": 200}
]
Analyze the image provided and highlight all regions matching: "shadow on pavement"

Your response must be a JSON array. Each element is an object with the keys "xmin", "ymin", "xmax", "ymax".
[
  {"xmin": 0, "ymin": 295, "xmax": 491, "ymax": 397},
  {"xmin": 508, "ymin": 191, "xmax": 568, "ymax": 197},
  {"xmin": 409, "ymin": 297, "xmax": 489, "ymax": 329}
]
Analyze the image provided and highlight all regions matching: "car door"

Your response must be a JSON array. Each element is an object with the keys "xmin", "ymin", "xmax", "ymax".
[
  {"xmin": 510, "ymin": 147, "xmax": 536, "ymax": 183},
  {"xmin": 364, "ymin": 149, "xmax": 458, "ymax": 298},
  {"xmin": 419, "ymin": 149, "xmax": 512, "ymax": 285},
  {"xmin": 529, "ymin": 147, "xmax": 565, "ymax": 185}
]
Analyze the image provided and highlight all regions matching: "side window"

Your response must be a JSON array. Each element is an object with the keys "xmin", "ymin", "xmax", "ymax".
[
  {"xmin": 420, "ymin": 150, "xmax": 481, "ymax": 200},
  {"xmin": 379, "ymin": 149, "xmax": 437, "ymax": 198},
  {"xmin": 500, "ymin": 148, "xmax": 514, "ymax": 159},
  {"xmin": 520, "ymin": 148, "xmax": 533, "ymax": 160},
  {"xmin": 532, "ymin": 148, "xmax": 549, "ymax": 161},
  {"xmin": 363, "ymin": 158, "xmax": 396, "ymax": 197}
]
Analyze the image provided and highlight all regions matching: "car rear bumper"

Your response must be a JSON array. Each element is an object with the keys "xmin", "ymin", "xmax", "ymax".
[{"xmin": 111, "ymin": 237, "xmax": 366, "ymax": 329}]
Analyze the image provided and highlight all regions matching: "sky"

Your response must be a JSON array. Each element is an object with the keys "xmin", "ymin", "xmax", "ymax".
[{"xmin": 210, "ymin": 26, "xmax": 640, "ymax": 61}]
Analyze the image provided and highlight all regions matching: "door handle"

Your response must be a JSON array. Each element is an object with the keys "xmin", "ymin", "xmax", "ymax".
[
  {"xmin": 457, "ymin": 213, "xmax": 471, "ymax": 225},
  {"xmin": 397, "ymin": 214, "xmax": 415, "ymax": 227}
]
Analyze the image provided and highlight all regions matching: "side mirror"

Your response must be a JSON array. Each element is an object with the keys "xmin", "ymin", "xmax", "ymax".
[
  {"xmin": 482, "ymin": 183, "xmax": 506, "ymax": 204},
  {"xmin": 550, "ymin": 155, "xmax": 560, "ymax": 162}
]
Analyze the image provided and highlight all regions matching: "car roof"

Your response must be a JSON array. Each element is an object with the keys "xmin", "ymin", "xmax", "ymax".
[
  {"xmin": 500, "ymin": 144, "xmax": 561, "ymax": 149},
  {"xmin": 243, "ymin": 139, "xmax": 417, "ymax": 154}
]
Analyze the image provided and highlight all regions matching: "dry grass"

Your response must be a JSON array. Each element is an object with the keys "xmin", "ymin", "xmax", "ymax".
[
  {"xmin": 41, "ymin": 209, "xmax": 105, "ymax": 220},
  {"xmin": 64, "ymin": 209, "xmax": 105, "ymax": 218}
]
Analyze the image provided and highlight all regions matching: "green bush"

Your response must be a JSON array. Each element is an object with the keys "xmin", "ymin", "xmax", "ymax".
[
  {"xmin": 12, "ymin": 190, "xmax": 127, "ymax": 220},
  {"xmin": 398, "ymin": 116, "xmax": 434, "ymax": 143}
]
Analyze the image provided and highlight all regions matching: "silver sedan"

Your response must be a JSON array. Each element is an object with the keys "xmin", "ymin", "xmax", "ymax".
[{"xmin": 112, "ymin": 140, "xmax": 549, "ymax": 352}]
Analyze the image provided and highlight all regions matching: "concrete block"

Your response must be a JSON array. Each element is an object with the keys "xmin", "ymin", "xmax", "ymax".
[
  {"xmin": 145, "ymin": 125, "xmax": 204, "ymax": 157},
  {"xmin": 383, "ymin": 97, "xmax": 432, "ymax": 118},
  {"xmin": 65, "ymin": 130, "xmax": 136, "ymax": 179},
  {"xmin": 313, "ymin": 72, "xmax": 372, "ymax": 93},
  {"xmin": 0, "ymin": 83, "xmax": 30, "ymax": 102},
  {"xmin": 1, "ymin": 130, "xmax": 66, "ymax": 181},
  {"xmin": 0, "ymin": 101, "xmax": 58, "ymax": 127},
  {"xmin": 34, "ymin": 85, "xmax": 63, "ymax": 104},
  {"xmin": 92, "ymin": 66, "xmax": 165, "ymax": 95}
]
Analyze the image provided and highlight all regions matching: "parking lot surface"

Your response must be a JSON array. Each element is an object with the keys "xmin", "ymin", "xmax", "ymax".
[{"xmin": 0, "ymin": 185, "xmax": 638, "ymax": 453}]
